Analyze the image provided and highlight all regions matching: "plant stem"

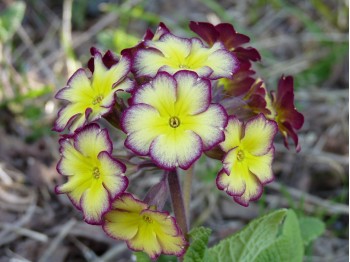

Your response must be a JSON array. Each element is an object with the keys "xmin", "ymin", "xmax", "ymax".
[
  {"xmin": 183, "ymin": 165, "xmax": 194, "ymax": 227},
  {"xmin": 168, "ymin": 169, "xmax": 188, "ymax": 238}
]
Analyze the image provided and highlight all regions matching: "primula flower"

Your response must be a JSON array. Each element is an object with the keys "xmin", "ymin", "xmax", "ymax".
[
  {"xmin": 133, "ymin": 33, "xmax": 238, "ymax": 80},
  {"xmin": 122, "ymin": 70, "xmax": 228, "ymax": 170},
  {"xmin": 103, "ymin": 193, "xmax": 186, "ymax": 259},
  {"xmin": 55, "ymin": 124, "xmax": 128, "ymax": 224},
  {"xmin": 217, "ymin": 114, "xmax": 277, "ymax": 206},
  {"xmin": 53, "ymin": 50, "xmax": 133, "ymax": 132},
  {"xmin": 266, "ymin": 76, "xmax": 304, "ymax": 152},
  {"xmin": 189, "ymin": 21, "xmax": 261, "ymax": 67}
]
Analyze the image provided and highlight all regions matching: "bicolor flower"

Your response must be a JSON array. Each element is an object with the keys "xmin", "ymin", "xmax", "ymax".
[
  {"xmin": 133, "ymin": 33, "xmax": 238, "ymax": 80},
  {"xmin": 53, "ymin": 50, "xmax": 133, "ymax": 132},
  {"xmin": 103, "ymin": 193, "xmax": 186, "ymax": 259},
  {"xmin": 266, "ymin": 76, "xmax": 304, "ymax": 152},
  {"xmin": 122, "ymin": 70, "xmax": 228, "ymax": 170},
  {"xmin": 189, "ymin": 21, "xmax": 261, "ymax": 67},
  {"xmin": 55, "ymin": 124, "xmax": 128, "ymax": 224},
  {"xmin": 217, "ymin": 114, "xmax": 277, "ymax": 206}
]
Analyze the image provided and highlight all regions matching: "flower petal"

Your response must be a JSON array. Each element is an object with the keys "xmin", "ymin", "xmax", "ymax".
[
  {"xmin": 220, "ymin": 116, "xmax": 243, "ymax": 152},
  {"xmin": 184, "ymin": 104, "xmax": 227, "ymax": 150},
  {"xmin": 150, "ymin": 130, "xmax": 202, "ymax": 170},
  {"xmin": 98, "ymin": 151, "xmax": 128, "ymax": 199},
  {"xmin": 233, "ymin": 173, "xmax": 263, "ymax": 207},
  {"xmin": 241, "ymin": 114, "xmax": 277, "ymax": 155},
  {"xmin": 245, "ymin": 147, "xmax": 274, "ymax": 184},
  {"xmin": 134, "ymin": 48, "xmax": 167, "ymax": 77},
  {"xmin": 123, "ymin": 104, "xmax": 167, "ymax": 155},
  {"xmin": 216, "ymin": 148, "xmax": 246, "ymax": 196},
  {"xmin": 103, "ymin": 210, "xmax": 140, "ymax": 240},
  {"xmin": 74, "ymin": 124, "xmax": 112, "ymax": 157},
  {"xmin": 81, "ymin": 180, "xmax": 110, "ymax": 224},
  {"xmin": 132, "ymin": 72, "xmax": 176, "ymax": 116},
  {"xmin": 174, "ymin": 70, "xmax": 211, "ymax": 115},
  {"xmin": 206, "ymin": 42, "xmax": 239, "ymax": 79}
]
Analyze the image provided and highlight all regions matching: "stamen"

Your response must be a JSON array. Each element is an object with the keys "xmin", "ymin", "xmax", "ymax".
[
  {"xmin": 92, "ymin": 95, "xmax": 104, "ymax": 105},
  {"xmin": 169, "ymin": 116, "xmax": 180, "ymax": 128},
  {"xmin": 142, "ymin": 215, "xmax": 153, "ymax": 223},
  {"xmin": 92, "ymin": 167, "xmax": 100, "ymax": 179},
  {"xmin": 236, "ymin": 150, "xmax": 245, "ymax": 161}
]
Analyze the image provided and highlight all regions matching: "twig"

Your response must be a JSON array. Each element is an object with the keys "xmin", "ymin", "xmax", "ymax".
[
  {"xmin": 267, "ymin": 182, "xmax": 349, "ymax": 215},
  {"xmin": 0, "ymin": 223, "xmax": 48, "ymax": 243},
  {"xmin": 39, "ymin": 218, "xmax": 76, "ymax": 262}
]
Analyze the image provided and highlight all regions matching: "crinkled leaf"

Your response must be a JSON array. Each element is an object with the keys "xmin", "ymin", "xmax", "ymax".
[
  {"xmin": 184, "ymin": 226, "xmax": 212, "ymax": 262},
  {"xmin": 0, "ymin": 1, "xmax": 25, "ymax": 42},
  {"xmin": 207, "ymin": 209, "xmax": 304, "ymax": 262},
  {"xmin": 299, "ymin": 216, "xmax": 325, "ymax": 246}
]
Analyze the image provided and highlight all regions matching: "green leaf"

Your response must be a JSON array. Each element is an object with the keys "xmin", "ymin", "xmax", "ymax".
[
  {"xmin": 207, "ymin": 209, "xmax": 304, "ymax": 262},
  {"xmin": 184, "ymin": 227, "xmax": 212, "ymax": 262},
  {"xmin": 299, "ymin": 216, "xmax": 325, "ymax": 246},
  {"xmin": 0, "ymin": 1, "xmax": 26, "ymax": 42},
  {"xmin": 134, "ymin": 252, "xmax": 151, "ymax": 262}
]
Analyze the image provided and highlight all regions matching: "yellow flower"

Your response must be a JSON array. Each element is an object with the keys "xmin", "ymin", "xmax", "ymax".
[
  {"xmin": 53, "ymin": 50, "xmax": 133, "ymax": 132},
  {"xmin": 122, "ymin": 70, "xmax": 228, "ymax": 170},
  {"xmin": 103, "ymin": 193, "xmax": 186, "ymax": 259},
  {"xmin": 217, "ymin": 114, "xmax": 277, "ymax": 206},
  {"xmin": 55, "ymin": 124, "xmax": 128, "ymax": 224},
  {"xmin": 134, "ymin": 33, "xmax": 238, "ymax": 80}
]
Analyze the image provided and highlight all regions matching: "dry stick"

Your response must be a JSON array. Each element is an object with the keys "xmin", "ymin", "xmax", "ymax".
[
  {"xmin": 0, "ymin": 224, "xmax": 48, "ymax": 243},
  {"xmin": 168, "ymin": 169, "xmax": 188, "ymax": 237},
  {"xmin": 39, "ymin": 218, "xmax": 76, "ymax": 262},
  {"xmin": 267, "ymin": 182, "xmax": 349, "ymax": 215}
]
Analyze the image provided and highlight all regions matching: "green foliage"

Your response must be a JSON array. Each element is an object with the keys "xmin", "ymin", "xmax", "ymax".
[
  {"xmin": 134, "ymin": 252, "xmax": 177, "ymax": 262},
  {"xmin": 0, "ymin": 1, "xmax": 25, "ymax": 42},
  {"xmin": 97, "ymin": 29, "xmax": 139, "ymax": 54},
  {"xmin": 184, "ymin": 227, "xmax": 212, "ymax": 262},
  {"xmin": 298, "ymin": 216, "xmax": 325, "ymax": 246},
  {"xmin": 206, "ymin": 209, "xmax": 304, "ymax": 262}
]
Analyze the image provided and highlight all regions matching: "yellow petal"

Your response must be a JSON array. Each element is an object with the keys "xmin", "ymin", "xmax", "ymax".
[
  {"xmin": 81, "ymin": 179, "xmax": 110, "ymax": 224},
  {"xmin": 104, "ymin": 210, "xmax": 140, "ymax": 240},
  {"xmin": 220, "ymin": 117, "xmax": 242, "ymax": 152},
  {"xmin": 150, "ymin": 129, "xmax": 202, "ymax": 170},
  {"xmin": 133, "ymin": 72, "xmax": 176, "ymax": 116},
  {"xmin": 245, "ymin": 148, "xmax": 274, "ymax": 183},
  {"xmin": 74, "ymin": 125, "xmax": 112, "ymax": 157},
  {"xmin": 241, "ymin": 114, "xmax": 277, "ymax": 156},
  {"xmin": 233, "ymin": 171, "xmax": 262, "ymax": 207}
]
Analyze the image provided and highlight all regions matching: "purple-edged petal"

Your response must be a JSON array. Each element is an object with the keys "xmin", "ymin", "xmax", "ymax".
[
  {"xmin": 81, "ymin": 180, "xmax": 110, "ymax": 224},
  {"xmin": 184, "ymin": 104, "xmax": 227, "ymax": 150},
  {"xmin": 220, "ymin": 116, "xmax": 243, "ymax": 152},
  {"xmin": 245, "ymin": 147, "xmax": 274, "ymax": 183},
  {"xmin": 233, "ymin": 174, "xmax": 263, "ymax": 207},
  {"xmin": 123, "ymin": 104, "xmax": 166, "ymax": 155},
  {"xmin": 149, "ymin": 130, "xmax": 202, "ymax": 170},
  {"xmin": 98, "ymin": 151, "xmax": 128, "ymax": 199},
  {"xmin": 174, "ymin": 70, "xmax": 211, "ymax": 115},
  {"xmin": 74, "ymin": 124, "xmax": 112, "ymax": 157},
  {"xmin": 241, "ymin": 114, "xmax": 277, "ymax": 156}
]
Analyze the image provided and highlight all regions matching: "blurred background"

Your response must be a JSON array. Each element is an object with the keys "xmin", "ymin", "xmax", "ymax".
[{"xmin": 0, "ymin": 0, "xmax": 348, "ymax": 261}]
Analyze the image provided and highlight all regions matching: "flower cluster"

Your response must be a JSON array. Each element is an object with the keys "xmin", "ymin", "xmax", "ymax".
[{"xmin": 53, "ymin": 21, "xmax": 304, "ymax": 259}]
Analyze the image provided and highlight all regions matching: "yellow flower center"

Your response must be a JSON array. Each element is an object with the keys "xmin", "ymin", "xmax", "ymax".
[
  {"xmin": 92, "ymin": 167, "xmax": 100, "ymax": 179},
  {"xmin": 169, "ymin": 116, "xmax": 180, "ymax": 128},
  {"xmin": 142, "ymin": 215, "xmax": 153, "ymax": 223},
  {"xmin": 92, "ymin": 95, "xmax": 104, "ymax": 105},
  {"xmin": 236, "ymin": 149, "xmax": 245, "ymax": 161}
]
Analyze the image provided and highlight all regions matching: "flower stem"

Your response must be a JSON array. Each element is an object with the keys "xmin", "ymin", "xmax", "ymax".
[
  {"xmin": 168, "ymin": 169, "xmax": 188, "ymax": 238},
  {"xmin": 182, "ymin": 165, "xmax": 193, "ymax": 227}
]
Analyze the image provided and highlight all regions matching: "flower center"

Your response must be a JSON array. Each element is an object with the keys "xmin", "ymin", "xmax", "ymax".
[
  {"xmin": 142, "ymin": 215, "xmax": 153, "ymax": 223},
  {"xmin": 92, "ymin": 167, "xmax": 100, "ymax": 179},
  {"xmin": 179, "ymin": 64, "xmax": 189, "ymax": 69},
  {"xmin": 169, "ymin": 116, "xmax": 180, "ymax": 128},
  {"xmin": 92, "ymin": 95, "xmax": 104, "ymax": 105},
  {"xmin": 236, "ymin": 150, "xmax": 245, "ymax": 161}
]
